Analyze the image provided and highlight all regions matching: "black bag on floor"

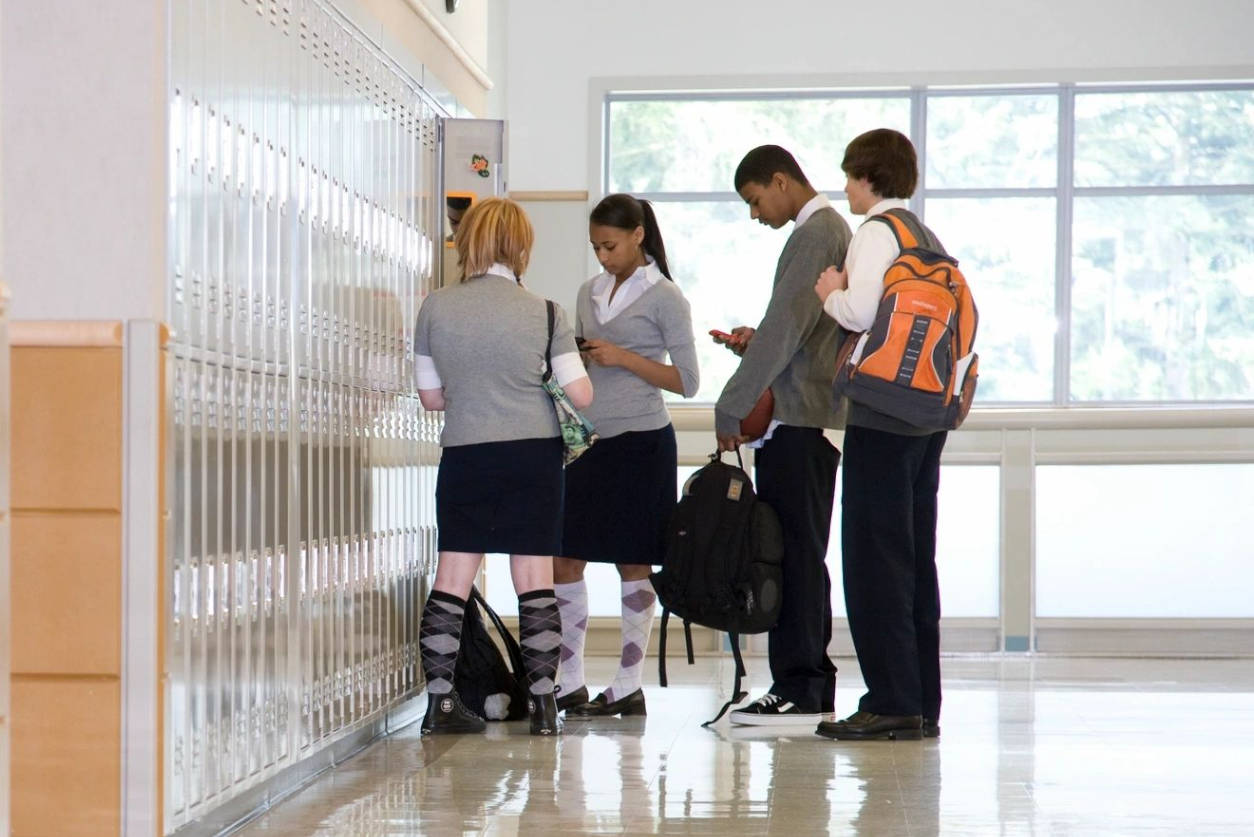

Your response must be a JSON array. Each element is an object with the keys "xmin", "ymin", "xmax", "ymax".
[
  {"xmin": 650, "ymin": 450, "xmax": 784, "ymax": 725},
  {"xmin": 454, "ymin": 587, "xmax": 530, "ymax": 721}
]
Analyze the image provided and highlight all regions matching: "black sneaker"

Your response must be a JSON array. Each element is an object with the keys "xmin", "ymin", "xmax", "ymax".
[
  {"xmin": 421, "ymin": 690, "xmax": 486, "ymax": 735},
  {"xmin": 728, "ymin": 693, "xmax": 821, "ymax": 726}
]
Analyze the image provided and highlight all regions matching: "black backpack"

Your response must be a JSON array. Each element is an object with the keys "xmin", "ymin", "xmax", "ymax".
[
  {"xmin": 454, "ymin": 587, "xmax": 530, "ymax": 721},
  {"xmin": 650, "ymin": 450, "xmax": 784, "ymax": 725}
]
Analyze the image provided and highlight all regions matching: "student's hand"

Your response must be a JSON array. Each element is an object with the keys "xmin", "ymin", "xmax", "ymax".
[
  {"xmin": 580, "ymin": 338, "xmax": 628, "ymax": 368},
  {"xmin": 713, "ymin": 326, "xmax": 754, "ymax": 357},
  {"xmin": 716, "ymin": 431, "xmax": 749, "ymax": 452},
  {"xmin": 815, "ymin": 266, "xmax": 848, "ymax": 303}
]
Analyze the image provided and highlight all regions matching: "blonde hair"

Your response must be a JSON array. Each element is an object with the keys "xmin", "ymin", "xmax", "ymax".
[{"xmin": 454, "ymin": 197, "xmax": 534, "ymax": 281}]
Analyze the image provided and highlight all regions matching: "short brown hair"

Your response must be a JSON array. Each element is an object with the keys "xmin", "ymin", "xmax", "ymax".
[
  {"xmin": 841, "ymin": 129, "xmax": 918, "ymax": 199},
  {"xmin": 454, "ymin": 197, "xmax": 534, "ymax": 281}
]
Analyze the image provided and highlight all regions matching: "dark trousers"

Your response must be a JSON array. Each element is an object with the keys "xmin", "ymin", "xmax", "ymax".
[
  {"xmin": 754, "ymin": 425, "xmax": 839, "ymax": 713},
  {"xmin": 842, "ymin": 425, "xmax": 947, "ymax": 719}
]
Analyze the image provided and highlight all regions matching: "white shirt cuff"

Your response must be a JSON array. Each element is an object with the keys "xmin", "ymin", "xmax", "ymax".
[
  {"xmin": 415, "ymin": 354, "xmax": 442, "ymax": 389},
  {"xmin": 551, "ymin": 351, "xmax": 588, "ymax": 388}
]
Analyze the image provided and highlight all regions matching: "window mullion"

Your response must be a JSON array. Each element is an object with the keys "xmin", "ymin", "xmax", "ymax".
[
  {"xmin": 911, "ymin": 87, "xmax": 927, "ymax": 218},
  {"xmin": 1055, "ymin": 84, "xmax": 1076, "ymax": 407}
]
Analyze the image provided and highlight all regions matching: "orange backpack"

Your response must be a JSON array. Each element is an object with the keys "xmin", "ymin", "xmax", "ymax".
[{"xmin": 833, "ymin": 209, "xmax": 979, "ymax": 430}]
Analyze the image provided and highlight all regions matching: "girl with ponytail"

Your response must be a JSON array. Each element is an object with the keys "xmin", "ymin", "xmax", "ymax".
[{"xmin": 553, "ymin": 194, "xmax": 700, "ymax": 718}]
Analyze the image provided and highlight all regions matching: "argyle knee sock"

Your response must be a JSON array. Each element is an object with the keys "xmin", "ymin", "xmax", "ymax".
[
  {"xmin": 518, "ymin": 589, "xmax": 561, "ymax": 696},
  {"xmin": 555, "ymin": 580, "xmax": 589, "ymax": 695},
  {"xmin": 419, "ymin": 589, "xmax": 466, "ymax": 695},
  {"xmin": 605, "ymin": 578, "xmax": 656, "ymax": 702}
]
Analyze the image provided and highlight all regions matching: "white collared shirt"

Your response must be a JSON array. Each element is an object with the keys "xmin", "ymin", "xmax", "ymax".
[
  {"xmin": 480, "ymin": 262, "xmax": 517, "ymax": 283},
  {"xmin": 822, "ymin": 198, "xmax": 909, "ymax": 332},
  {"xmin": 794, "ymin": 192, "xmax": 833, "ymax": 229},
  {"xmin": 589, "ymin": 259, "xmax": 663, "ymax": 324}
]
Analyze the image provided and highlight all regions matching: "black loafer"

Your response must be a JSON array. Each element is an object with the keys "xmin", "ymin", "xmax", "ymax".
[
  {"xmin": 529, "ymin": 692, "xmax": 562, "ymax": 736},
  {"xmin": 565, "ymin": 688, "xmax": 647, "ymax": 717},
  {"xmin": 922, "ymin": 718, "xmax": 940, "ymax": 738},
  {"xmin": 815, "ymin": 711, "xmax": 922, "ymax": 741},
  {"xmin": 555, "ymin": 685, "xmax": 589, "ymax": 712},
  {"xmin": 421, "ymin": 691, "xmax": 486, "ymax": 735}
]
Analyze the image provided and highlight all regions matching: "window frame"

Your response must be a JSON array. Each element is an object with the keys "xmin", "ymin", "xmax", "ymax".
[{"xmin": 603, "ymin": 81, "xmax": 1254, "ymax": 407}]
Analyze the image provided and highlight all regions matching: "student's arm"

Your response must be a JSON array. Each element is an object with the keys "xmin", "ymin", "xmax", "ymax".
[
  {"xmin": 582, "ymin": 289, "xmax": 699, "ymax": 396},
  {"xmin": 819, "ymin": 221, "xmax": 897, "ymax": 332},
  {"xmin": 713, "ymin": 231, "xmax": 826, "ymax": 435},
  {"xmin": 550, "ymin": 302, "xmax": 594, "ymax": 410},
  {"xmin": 413, "ymin": 298, "xmax": 446, "ymax": 411}
]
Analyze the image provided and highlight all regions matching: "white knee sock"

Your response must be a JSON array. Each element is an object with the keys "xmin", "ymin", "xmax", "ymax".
[
  {"xmin": 554, "ymin": 580, "xmax": 588, "ymax": 695},
  {"xmin": 605, "ymin": 578, "xmax": 656, "ymax": 702}
]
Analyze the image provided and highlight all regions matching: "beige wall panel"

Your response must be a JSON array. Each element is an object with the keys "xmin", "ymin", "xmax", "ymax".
[
  {"xmin": 10, "ymin": 347, "xmax": 122, "ymax": 511},
  {"xmin": 11, "ymin": 678, "xmax": 120, "ymax": 837},
  {"xmin": 10, "ymin": 512, "xmax": 121, "ymax": 676}
]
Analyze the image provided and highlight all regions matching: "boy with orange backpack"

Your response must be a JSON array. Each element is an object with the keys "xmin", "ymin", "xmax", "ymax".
[{"xmin": 812, "ymin": 128, "xmax": 978, "ymax": 741}]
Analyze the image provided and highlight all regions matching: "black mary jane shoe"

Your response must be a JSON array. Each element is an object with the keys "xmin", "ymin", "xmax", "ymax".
[
  {"xmin": 565, "ymin": 688, "xmax": 647, "ymax": 718},
  {"xmin": 555, "ymin": 685, "xmax": 589, "ymax": 713},
  {"xmin": 421, "ymin": 690, "xmax": 487, "ymax": 735},
  {"xmin": 529, "ymin": 692, "xmax": 563, "ymax": 736}
]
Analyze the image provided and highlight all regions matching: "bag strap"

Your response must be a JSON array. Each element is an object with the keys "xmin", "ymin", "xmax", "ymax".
[
  {"xmin": 683, "ymin": 619, "xmax": 695, "ymax": 665},
  {"xmin": 702, "ymin": 632, "xmax": 749, "ymax": 727},
  {"xmin": 711, "ymin": 447, "xmax": 744, "ymax": 470},
  {"xmin": 470, "ymin": 586, "xmax": 527, "ymax": 683},
  {"xmin": 868, "ymin": 209, "xmax": 918, "ymax": 251},
  {"xmin": 542, "ymin": 300, "xmax": 555, "ymax": 382},
  {"xmin": 658, "ymin": 608, "xmax": 670, "ymax": 687}
]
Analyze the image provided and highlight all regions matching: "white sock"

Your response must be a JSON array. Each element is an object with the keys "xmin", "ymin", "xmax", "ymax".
[
  {"xmin": 555, "ymin": 580, "xmax": 588, "ymax": 695},
  {"xmin": 605, "ymin": 578, "xmax": 656, "ymax": 702}
]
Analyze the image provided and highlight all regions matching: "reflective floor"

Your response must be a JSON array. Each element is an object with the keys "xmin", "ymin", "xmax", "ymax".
[{"xmin": 237, "ymin": 656, "xmax": 1254, "ymax": 835}]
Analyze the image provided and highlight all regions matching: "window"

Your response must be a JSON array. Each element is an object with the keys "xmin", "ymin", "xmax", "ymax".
[{"xmin": 605, "ymin": 83, "xmax": 1254, "ymax": 405}]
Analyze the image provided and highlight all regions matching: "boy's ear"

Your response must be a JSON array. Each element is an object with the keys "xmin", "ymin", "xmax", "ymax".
[{"xmin": 773, "ymin": 172, "xmax": 789, "ymax": 191}]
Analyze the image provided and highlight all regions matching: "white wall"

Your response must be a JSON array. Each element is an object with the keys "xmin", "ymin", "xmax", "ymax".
[
  {"xmin": 1, "ymin": 1, "xmax": 167, "ymax": 320},
  {"xmin": 506, "ymin": 0, "xmax": 1254, "ymax": 192}
]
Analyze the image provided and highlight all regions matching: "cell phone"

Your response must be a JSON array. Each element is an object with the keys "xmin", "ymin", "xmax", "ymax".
[
  {"xmin": 709, "ymin": 329, "xmax": 733, "ymax": 341},
  {"xmin": 575, "ymin": 336, "xmax": 589, "ymax": 349}
]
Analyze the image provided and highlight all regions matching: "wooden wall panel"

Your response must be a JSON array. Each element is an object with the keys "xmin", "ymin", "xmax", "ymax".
[
  {"xmin": 10, "ymin": 346, "xmax": 122, "ymax": 511},
  {"xmin": 10, "ymin": 679, "xmax": 121, "ymax": 837},
  {"xmin": 9, "ymin": 333, "xmax": 124, "ymax": 837},
  {"xmin": 10, "ymin": 513, "xmax": 122, "ymax": 676}
]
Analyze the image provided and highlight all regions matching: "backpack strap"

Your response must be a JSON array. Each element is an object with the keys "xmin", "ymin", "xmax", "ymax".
[
  {"xmin": 702, "ymin": 631, "xmax": 749, "ymax": 727},
  {"xmin": 470, "ymin": 586, "xmax": 526, "ymax": 682},
  {"xmin": 683, "ymin": 619, "xmax": 695, "ymax": 665},
  {"xmin": 868, "ymin": 209, "xmax": 919, "ymax": 250},
  {"xmin": 657, "ymin": 608, "xmax": 671, "ymax": 687}
]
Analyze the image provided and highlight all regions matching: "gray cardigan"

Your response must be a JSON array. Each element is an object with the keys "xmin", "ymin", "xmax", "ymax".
[
  {"xmin": 575, "ymin": 276, "xmax": 699, "ymax": 439},
  {"xmin": 714, "ymin": 207, "xmax": 852, "ymax": 436}
]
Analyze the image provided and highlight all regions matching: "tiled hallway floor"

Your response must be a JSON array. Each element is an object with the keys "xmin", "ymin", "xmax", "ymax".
[{"xmin": 235, "ymin": 656, "xmax": 1254, "ymax": 835}]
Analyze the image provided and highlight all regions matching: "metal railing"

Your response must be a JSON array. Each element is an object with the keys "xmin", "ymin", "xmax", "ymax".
[{"xmin": 165, "ymin": 1, "xmax": 442, "ymax": 830}]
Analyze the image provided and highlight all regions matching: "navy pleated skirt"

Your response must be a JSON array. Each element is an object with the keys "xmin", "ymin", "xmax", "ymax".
[
  {"xmin": 436, "ymin": 436, "xmax": 564, "ymax": 555},
  {"xmin": 561, "ymin": 425, "xmax": 677, "ymax": 565}
]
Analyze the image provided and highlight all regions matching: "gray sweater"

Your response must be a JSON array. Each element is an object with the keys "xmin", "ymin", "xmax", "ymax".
[
  {"xmin": 715, "ymin": 207, "xmax": 852, "ymax": 436},
  {"xmin": 414, "ymin": 273, "xmax": 579, "ymax": 447},
  {"xmin": 575, "ymin": 276, "xmax": 699, "ymax": 438}
]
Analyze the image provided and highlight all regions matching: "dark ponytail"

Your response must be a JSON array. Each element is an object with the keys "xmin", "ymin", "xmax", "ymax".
[{"xmin": 589, "ymin": 193, "xmax": 673, "ymax": 281}]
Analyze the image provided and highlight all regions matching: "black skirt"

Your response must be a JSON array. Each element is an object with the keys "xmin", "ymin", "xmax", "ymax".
[
  {"xmin": 562, "ymin": 425, "xmax": 677, "ymax": 565},
  {"xmin": 436, "ymin": 436, "xmax": 564, "ymax": 555}
]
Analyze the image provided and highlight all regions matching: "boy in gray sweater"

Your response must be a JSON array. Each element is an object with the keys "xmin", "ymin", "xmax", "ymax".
[{"xmin": 714, "ymin": 145, "xmax": 851, "ymax": 726}]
